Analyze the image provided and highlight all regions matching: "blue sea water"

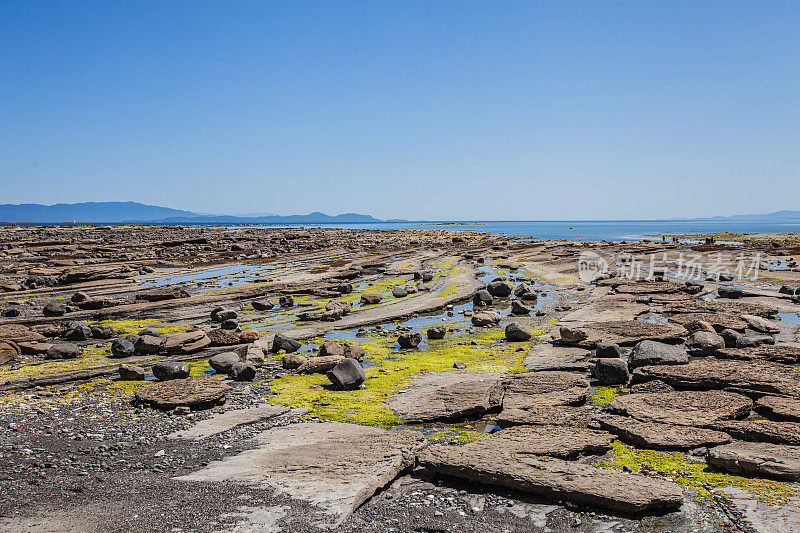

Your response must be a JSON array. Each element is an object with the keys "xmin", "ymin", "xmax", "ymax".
[{"xmin": 290, "ymin": 220, "xmax": 800, "ymax": 242}]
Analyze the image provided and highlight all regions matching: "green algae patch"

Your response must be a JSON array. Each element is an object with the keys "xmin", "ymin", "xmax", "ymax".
[
  {"xmin": 269, "ymin": 326, "xmax": 527, "ymax": 429},
  {"xmin": 596, "ymin": 441, "xmax": 800, "ymax": 504},
  {"xmin": 90, "ymin": 318, "xmax": 186, "ymax": 336},
  {"xmin": 590, "ymin": 386, "xmax": 630, "ymax": 406},
  {"xmin": 0, "ymin": 344, "xmax": 111, "ymax": 385},
  {"xmin": 427, "ymin": 427, "xmax": 487, "ymax": 444}
]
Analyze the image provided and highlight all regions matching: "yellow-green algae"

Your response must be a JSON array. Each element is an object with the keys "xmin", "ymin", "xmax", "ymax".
[
  {"xmin": 596, "ymin": 441, "xmax": 800, "ymax": 504},
  {"xmin": 590, "ymin": 386, "xmax": 630, "ymax": 406},
  {"xmin": 89, "ymin": 318, "xmax": 187, "ymax": 335},
  {"xmin": 269, "ymin": 327, "xmax": 528, "ymax": 428}
]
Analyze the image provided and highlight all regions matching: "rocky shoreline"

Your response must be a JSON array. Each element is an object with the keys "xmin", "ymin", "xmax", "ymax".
[{"xmin": 1, "ymin": 225, "xmax": 800, "ymax": 531}]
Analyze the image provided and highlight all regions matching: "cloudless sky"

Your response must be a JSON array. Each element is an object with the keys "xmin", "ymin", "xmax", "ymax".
[{"xmin": 1, "ymin": 1, "xmax": 798, "ymax": 220}]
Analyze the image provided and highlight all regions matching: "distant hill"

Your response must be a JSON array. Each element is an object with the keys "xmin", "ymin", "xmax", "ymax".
[
  {"xmin": 0, "ymin": 202, "xmax": 197, "ymax": 223},
  {"xmin": 706, "ymin": 210, "xmax": 800, "ymax": 221},
  {"xmin": 0, "ymin": 202, "xmax": 383, "ymax": 224}
]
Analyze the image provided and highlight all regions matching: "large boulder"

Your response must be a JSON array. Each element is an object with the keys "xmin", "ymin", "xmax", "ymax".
[
  {"xmin": 272, "ymin": 332, "xmax": 301, "ymax": 353},
  {"xmin": 397, "ymin": 332, "xmax": 422, "ymax": 349},
  {"xmin": 472, "ymin": 290, "xmax": 493, "ymax": 306},
  {"xmin": 628, "ymin": 340, "xmax": 688, "ymax": 369},
  {"xmin": 110, "ymin": 338, "xmax": 135, "ymax": 358},
  {"xmin": 46, "ymin": 343, "xmax": 82, "ymax": 360},
  {"xmin": 486, "ymin": 280, "xmax": 513, "ymax": 298},
  {"xmin": 327, "ymin": 358, "xmax": 365, "ymax": 390},
  {"xmin": 163, "ymin": 331, "xmax": 211, "ymax": 355},
  {"xmin": 505, "ymin": 323, "xmax": 532, "ymax": 342},
  {"xmin": 229, "ymin": 362, "xmax": 256, "ymax": 382},
  {"xmin": 595, "ymin": 358, "xmax": 629, "ymax": 385},
  {"xmin": 209, "ymin": 352, "xmax": 241, "ymax": 373},
  {"xmin": 684, "ymin": 331, "xmax": 724, "ymax": 356},
  {"xmin": 152, "ymin": 361, "xmax": 191, "ymax": 381}
]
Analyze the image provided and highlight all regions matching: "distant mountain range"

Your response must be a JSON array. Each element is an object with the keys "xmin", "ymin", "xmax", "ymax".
[
  {"xmin": 0, "ymin": 202, "xmax": 383, "ymax": 224},
  {"xmin": 1, "ymin": 202, "xmax": 797, "ymax": 224},
  {"xmin": 702, "ymin": 210, "xmax": 800, "ymax": 221}
]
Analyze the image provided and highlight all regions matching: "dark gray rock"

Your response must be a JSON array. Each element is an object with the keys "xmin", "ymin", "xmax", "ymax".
[
  {"xmin": 427, "ymin": 326, "xmax": 446, "ymax": 340},
  {"xmin": 595, "ymin": 342, "xmax": 621, "ymax": 358},
  {"xmin": 398, "ymin": 332, "xmax": 422, "ymax": 349},
  {"xmin": 251, "ymin": 300, "xmax": 275, "ymax": 311},
  {"xmin": 595, "ymin": 358, "xmax": 629, "ymax": 385},
  {"xmin": 326, "ymin": 358, "xmax": 365, "ymax": 390},
  {"xmin": 511, "ymin": 300, "xmax": 532, "ymax": 315},
  {"xmin": 229, "ymin": 361, "xmax": 256, "ymax": 381},
  {"xmin": 486, "ymin": 280, "xmax": 513, "ymax": 297},
  {"xmin": 110, "ymin": 338, "xmax": 135, "ymax": 358},
  {"xmin": 505, "ymin": 323, "xmax": 532, "ymax": 342},
  {"xmin": 63, "ymin": 321, "xmax": 92, "ymax": 341},
  {"xmin": 46, "ymin": 343, "xmax": 81, "ymax": 360},
  {"xmin": 118, "ymin": 364, "xmax": 146, "ymax": 381},
  {"xmin": 685, "ymin": 331, "xmax": 725, "ymax": 356},
  {"xmin": 272, "ymin": 332, "xmax": 301, "ymax": 353},
  {"xmin": 473, "ymin": 289, "xmax": 493, "ymax": 306},
  {"xmin": 628, "ymin": 340, "xmax": 688, "ymax": 369},
  {"xmin": 209, "ymin": 351, "xmax": 241, "ymax": 373},
  {"xmin": 43, "ymin": 302, "xmax": 67, "ymax": 317},
  {"xmin": 152, "ymin": 361, "xmax": 191, "ymax": 381},
  {"xmin": 279, "ymin": 295, "xmax": 294, "ymax": 308},
  {"xmin": 90, "ymin": 324, "xmax": 114, "ymax": 339},
  {"xmin": 221, "ymin": 319, "xmax": 238, "ymax": 330}
]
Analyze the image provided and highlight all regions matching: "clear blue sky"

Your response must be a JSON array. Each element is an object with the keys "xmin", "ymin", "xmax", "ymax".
[{"xmin": 1, "ymin": 1, "xmax": 798, "ymax": 220}]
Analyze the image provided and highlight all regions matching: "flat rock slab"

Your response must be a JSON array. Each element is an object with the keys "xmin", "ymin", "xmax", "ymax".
[
  {"xmin": 716, "ymin": 345, "xmax": 800, "ymax": 364},
  {"xmin": 455, "ymin": 424, "xmax": 615, "ymax": 459},
  {"xmin": 496, "ymin": 405, "xmax": 593, "ymax": 428},
  {"xmin": 176, "ymin": 422, "xmax": 426, "ymax": 528},
  {"xmin": 707, "ymin": 442, "xmax": 800, "ymax": 480},
  {"xmin": 570, "ymin": 321, "xmax": 687, "ymax": 348},
  {"xmin": 610, "ymin": 390, "xmax": 752, "ymax": 427},
  {"xmin": 134, "ymin": 377, "xmax": 231, "ymax": 409},
  {"xmin": 594, "ymin": 414, "xmax": 732, "ymax": 450},
  {"xmin": 388, "ymin": 371, "xmax": 505, "ymax": 423},
  {"xmin": 419, "ymin": 447, "xmax": 683, "ymax": 514},
  {"xmin": 502, "ymin": 371, "xmax": 590, "ymax": 411},
  {"xmin": 713, "ymin": 420, "xmax": 800, "ymax": 446},
  {"xmin": 523, "ymin": 344, "xmax": 592, "ymax": 372},
  {"xmin": 168, "ymin": 404, "xmax": 297, "ymax": 440},
  {"xmin": 632, "ymin": 359, "xmax": 800, "ymax": 398},
  {"xmin": 757, "ymin": 396, "xmax": 800, "ymax": 421}
]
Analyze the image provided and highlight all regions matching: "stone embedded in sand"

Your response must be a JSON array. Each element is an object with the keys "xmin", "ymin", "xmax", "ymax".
[
  {"xmin": 135, "ymin": 377, "xmax": 230, "ymax": 409},
  {"xmin": 176, "ymin": 422, "xmax": 426, "ymax": 528},
  {"xmin": 419, "ymin": 447, "xmax": 683, "ymax": 513},
  {"xmin": 713, "ymin": 420, "xmax": 800, "ymax": 446},
  {"xmin": 707, "ymin": 442, "xmax": 800, "ymax": 480},
  {"xmin": 496, "ymin": 405, "xmax": 593, "ymax": 428},
  {"xmin": 632, "ymin": 359, "xmax": 800, "ymax": 398},
  {"xmin": 593, "ymin": 414, "xmax": 731, "ymax": 449},
  {"xmin": 162, "ymin": 330, "xmax": 211, "ymax": 354},
  {"xmin": 388, "ymin": 372, "xmax": 505, "ymax": 423},
  {"xmin": 756, "ymin": 396, "xmax": 800, "ymax": 421},
  {"xmin": 502, "ymin": 371, "xmax": 590, "ymax": 411},
  {"xmin": 610, "ymin": 390, "xmax": 752, "ymax": 427}
]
